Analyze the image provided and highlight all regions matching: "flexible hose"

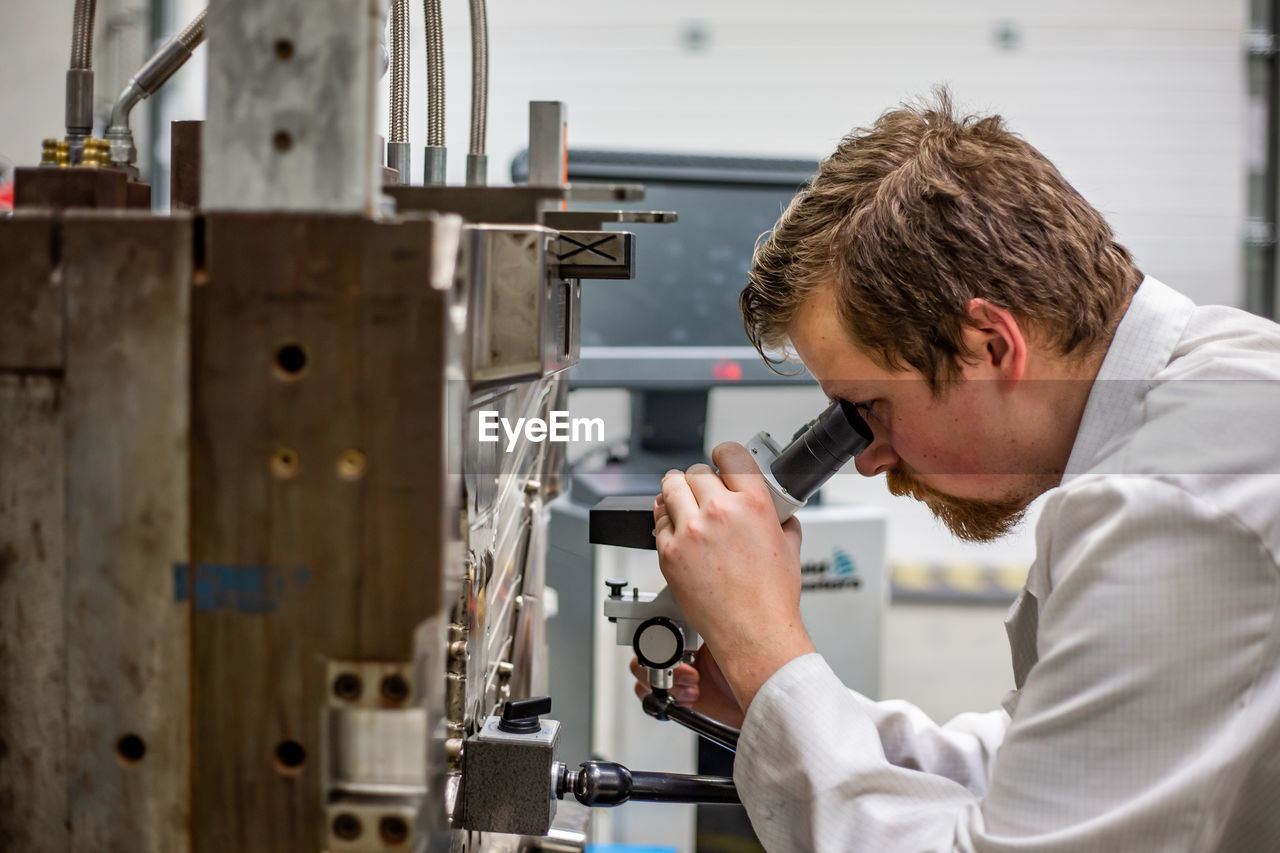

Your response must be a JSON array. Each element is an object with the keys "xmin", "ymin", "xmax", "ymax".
[
  {"xmin": 70, "ymin": 0, "xmax": 97, "ymax": 69},
  {"xmin": 177, "ymin": 8, "xmax": 207, "ymax": 51},
  {"xmin": 468, "ymin": 0, "xmax": 488, "ymax": 156},
  {"xmin": 424, "ymin": 0, "xmax": 445, "ymax": 147},
  {"xmin": 390, "ymin": 0, "xmax": 409, "ymax": 143}
]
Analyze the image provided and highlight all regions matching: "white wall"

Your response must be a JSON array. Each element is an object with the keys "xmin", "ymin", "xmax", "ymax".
[
  {"xmin": 409, "ymin": 0, "xmax": 1247, "ymax": 308},
  {"xmin": 0, "ymin": 1, "xmax": 77, "ymax": 176}
]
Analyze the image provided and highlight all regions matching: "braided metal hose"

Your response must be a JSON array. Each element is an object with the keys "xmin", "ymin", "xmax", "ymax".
[
  {"xmin": 424, "ymin": 0, "xmax": 445, "ymax": 147},
  {"xmin": 106, "ymin": 7, "xmax": 209, "ymax": 173},
  {"xmin": 177, "ymin": 8, "xmax": 207, "ymax": 51},
  {"xmin": 468, "ymin": 0, "xmax": 488, "ymax": 157},
  {"xmin": 390, "ymin": 0, "xmax": 409, "ymax": 144},
  {"xmin": 70, "ymin": 0, "xmax": 97, "ymax": 69}
]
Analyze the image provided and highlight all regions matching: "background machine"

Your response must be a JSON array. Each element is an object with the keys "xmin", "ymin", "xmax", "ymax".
[{"xmin": 0, "ymin": 3, "xmax": 886, "ymax": 852}]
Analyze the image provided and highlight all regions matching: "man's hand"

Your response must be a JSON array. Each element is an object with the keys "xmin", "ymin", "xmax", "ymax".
[
  {"xmin": 631, "ymin": 644, "xmax": 745, "ymax": 729},
  {"xmin": 653, "ymin": 441, "xmax": 816, "ymax": 712}
]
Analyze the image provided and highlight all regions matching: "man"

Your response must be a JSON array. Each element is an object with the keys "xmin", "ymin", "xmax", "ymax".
[{"xmin": 636, "ymin": 91, "xmax": 1280, "ymax": 850}]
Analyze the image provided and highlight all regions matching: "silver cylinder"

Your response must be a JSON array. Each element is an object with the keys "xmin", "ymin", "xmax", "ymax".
[
  {"xmin": 133, "ymin": 39, "xmax": 194, "ymax": 96},
  {"xmin": 65, "ymin": 68, "xmax": 94, "ymax": 138},
  {"xmin": 465, "ymin": 153, "xmax": 487, "ymax": 187},
  {"xmin": 387, "ymin": 141, "xmax": 411, "ymax": 184},
  {"xmin": 647, "ymin": 668, "xmax": 675, "ymax": 690},
  {"xmin": 424, "ymin": 145, "xmax": 447, "ymax": 186}
]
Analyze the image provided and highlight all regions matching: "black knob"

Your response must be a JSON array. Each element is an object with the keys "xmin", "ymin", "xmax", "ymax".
[
  {"xmin": 498, "ymin": 696, "xmax": 551, "ymax": 734},
  {"xmin": 605, "ymin": 579, "xmax": 628, "ymax": 598}
]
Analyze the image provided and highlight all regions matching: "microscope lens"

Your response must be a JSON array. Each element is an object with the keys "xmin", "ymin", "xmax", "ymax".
[{"xmin": 769, "ymin": 399, "xmax": 873, "ymax": 502}]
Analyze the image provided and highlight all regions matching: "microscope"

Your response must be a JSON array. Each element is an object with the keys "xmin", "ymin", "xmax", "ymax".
[{"xmin": 457, "ymin": 399, "xmax": 872, "ymax": 835}]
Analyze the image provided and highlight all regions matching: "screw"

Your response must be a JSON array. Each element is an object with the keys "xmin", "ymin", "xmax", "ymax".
[
  {"xmin": 332, "ymin": 813, "xmax": 362, "ymax": 840},
  {"xmin": 332, "ymin": 672, "xmax": 362, "ymax": 701},
  {"xmin": 380, "ymin": 674, "xmax": 409, "ymax": 703},
  {"xmin": 379, "ymin": 815, "xmax": 410, "ymax": 845}
]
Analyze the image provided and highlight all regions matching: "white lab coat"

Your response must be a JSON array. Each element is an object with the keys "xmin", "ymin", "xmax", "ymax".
[{"xmin": 735, "ymin": 278, "xmax": 1280, "ymax": 851}]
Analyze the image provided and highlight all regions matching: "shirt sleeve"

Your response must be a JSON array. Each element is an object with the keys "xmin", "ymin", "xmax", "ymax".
[{"xmin": 733, "ymin": 477, "xmax": 1278, "ymax": 852}]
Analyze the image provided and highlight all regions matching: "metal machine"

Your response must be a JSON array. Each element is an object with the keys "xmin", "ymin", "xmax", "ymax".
[
  {"xmin": 0, "ymin": 3, "xmax": 887, "ymax": 852},
  {"xmin": 0, "ymin": 1, "xmax": 671, "ymax": 851}
]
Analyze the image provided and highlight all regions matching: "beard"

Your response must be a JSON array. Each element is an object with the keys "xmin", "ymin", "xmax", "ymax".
[{"xmin": 886, "ymin": 469, "xmax": 1029, "ymax": 543}]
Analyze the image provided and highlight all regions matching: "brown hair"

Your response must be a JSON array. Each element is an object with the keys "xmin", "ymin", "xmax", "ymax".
[{"xmin": 741, "ymin": 88, "xmax": 1142, "ymax": 388}]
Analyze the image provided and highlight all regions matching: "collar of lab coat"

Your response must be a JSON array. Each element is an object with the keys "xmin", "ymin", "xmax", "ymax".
[{"xmin": 1061, "ymin": 276, "xmax": 1196, "ymax": 484}]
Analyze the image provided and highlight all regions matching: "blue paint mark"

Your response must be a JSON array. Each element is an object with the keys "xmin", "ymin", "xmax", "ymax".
[
  {"xmin": 586, "ymin": 847, "xmax": 677, "ymax": 853},
  {"xmin": 831, "ymin": 547, "xmax": 858, "ymax": 578},
  {"xmin": 173, "ymin": 562, "xmax": 310, "ymax": 613}
]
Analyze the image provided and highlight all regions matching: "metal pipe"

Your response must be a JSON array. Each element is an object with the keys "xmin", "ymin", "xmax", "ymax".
[
  {"xmin": 66, "ymin": 0, "xmax": 98, "ymax": 160},
  {"xmin": 70, "ymin": 0, "xmax": 97, "ymax": 70},
  {"xmin": 555, "ymin": 761, "xmax": 739, "ymax": 807},
  {"xmin": 105, "ymin": 9, "xmax": 208, "ymax": 175},
  {"xmin": 466, "ymin": 0, "xmax": 489, "ymax": 185},
  {"xmin": 642, "ymin": 690, "xmax": 740, "ymax": 753},
  {"xmin": 387, "ymin": 0, "xmax": 410, "ymax": 184},
  {"xmin": 424, "ymin": 0, "xmax": 446, "ymax": 183}
]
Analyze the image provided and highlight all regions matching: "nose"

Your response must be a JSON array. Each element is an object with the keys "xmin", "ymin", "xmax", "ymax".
[{"xmin": 854, "ymin": 432, "xmax": 898, "ymax": 477}]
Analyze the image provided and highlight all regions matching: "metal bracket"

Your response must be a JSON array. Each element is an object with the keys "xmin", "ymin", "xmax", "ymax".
[
  {"xmin": 543, "ymin": 209, "xmax": 678, "ymax": 231},
  {"xmin": 322, "ymin": 660, "xmax": 427, "ymax": 852},
  {"xmin": 552, "ymin": 231, "xmax": 636, "ymax": 279}
]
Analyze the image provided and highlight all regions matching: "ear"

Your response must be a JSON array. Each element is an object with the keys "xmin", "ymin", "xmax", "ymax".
[{"xmin": 960, "ymin": 298, "xmax": 1026, "ymax": 384}]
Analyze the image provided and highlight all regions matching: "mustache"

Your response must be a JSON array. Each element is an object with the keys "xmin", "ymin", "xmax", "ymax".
[{"xmin": 885, "ymin": 469, "xmax": 1028, "ymax": 543}]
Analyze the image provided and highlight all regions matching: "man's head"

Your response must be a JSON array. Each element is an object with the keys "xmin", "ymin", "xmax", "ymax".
[{"xmin": 743, "ymin": 90, "xmax": 1142, "ymax": 540}]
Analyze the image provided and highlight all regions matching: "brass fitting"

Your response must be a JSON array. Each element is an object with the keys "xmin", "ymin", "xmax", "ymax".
[{"xmin": 40, "ymin": 138, "xmax": 60, "ymax": 166}]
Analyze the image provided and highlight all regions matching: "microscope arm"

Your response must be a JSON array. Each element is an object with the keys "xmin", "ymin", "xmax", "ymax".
[
  {"xmin": 642, "ymin": 689, "xmax": 740, "ymax": 753},
  {"xmin": 555, "ymin": 760, "xmax": 739, "ymax": 806}
]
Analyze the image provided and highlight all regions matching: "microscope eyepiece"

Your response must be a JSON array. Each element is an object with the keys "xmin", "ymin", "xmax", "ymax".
[{"xmin": 769, "ymin": 399, "xmax": 873, "ymax": 502}]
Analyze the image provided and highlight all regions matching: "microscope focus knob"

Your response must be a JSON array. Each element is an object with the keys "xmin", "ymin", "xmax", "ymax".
[
  {"xmin": 605, "ymin": 579, "xmax": 628, "ymax": 599},
  {"xmin": 633, "ymin": 616, "xmax": 684, "ymax": 670}
]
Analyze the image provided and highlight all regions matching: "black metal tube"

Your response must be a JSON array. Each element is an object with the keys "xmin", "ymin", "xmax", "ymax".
[
  {"xmin": 627, "ymin": 769, "xmax": 740, "ymax": 804},
  {"xmin": 770, "ymin": 398, "xmax": 872, "ymax": 502},
  {"xmin": 643, "ymin": 689, "xmax": 740, "ymax": 752},
  {"xmin": 560, "ymin": 761, "xmax": 739, "ymax": 807}
]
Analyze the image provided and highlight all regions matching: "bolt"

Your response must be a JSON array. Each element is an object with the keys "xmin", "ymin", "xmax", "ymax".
[
  {"xmin": 332, "ymin": 672, "xmax": 362, "ymax": 701},
  {"xmin": 380, "ymin": 674, "xmax": 409, "ymax": 703},
  {"xmin": 332, "ymin": 812, "xmax": 362, "ymax": 840},
  {"xmin": 380, "ymin": 815, "xmax": 409, "ymax": 845}
]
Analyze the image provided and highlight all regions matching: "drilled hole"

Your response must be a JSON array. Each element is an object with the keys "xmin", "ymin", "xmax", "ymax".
[
  {"xmin": 336, "ymin": 449, "xmax": 367, "ymax": 481},
  {"xmin": 332, "ymin": 672, "xmax": 363, "ymax": 701},
  {"xmin": 380, "ymin": 815, "xmax": 409, "ymax": 845},
  {"xmin": 274, "ymin": 739, "xmax": 306, "ymax": 772},
  {"xmin": 274, "ymin": 39, "xmax": 294, "ymax": 61},
  {"xmin": 116, "ymin": 734, "xmax": 146, "ymax": 763},
  {"xmin": 270, "ymin": 447, "xmax": 300, "ymax": 479},
  {"xmin": 273, "ymin": 131, "xmax": 293, "ymax": 152},
  {"xmin": 274, "ymin": 342, "xmax": 308, "ymax": 378},
  {"xmin": 332, "ymin": 812, "xmax": 362, "ymax": 840},
  {"xmin": 380, "ymin": 674, "xmax": 409, "ymax": 703}
]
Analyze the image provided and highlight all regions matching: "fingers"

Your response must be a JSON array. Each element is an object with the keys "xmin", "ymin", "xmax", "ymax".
[
  {"xmin": 660, "ymin": 469, "xmax": 699, "ymax": 527},
  {"xmin": 712, "ymin": 442, "xmax": 769, "ymax": 495},
  {"xmin": 630, "ymin": 657, "xmax": 699, "ymax": 703},
  {"xmin": 684, "ymin": 462, "xmax": 726, "ymax": 506},
  {"xmin": 781, "ymin": 515, "xmax": 803, "ymax": 554},
  {"xmin": 653, "ymin": 494, "xmax": 672, "ymax": 538}
]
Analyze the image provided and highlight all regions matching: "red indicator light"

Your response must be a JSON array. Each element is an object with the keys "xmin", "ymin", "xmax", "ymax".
[{"xmin": 712, "ymin": 359, "xmax": 743, "ymax": 382}]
